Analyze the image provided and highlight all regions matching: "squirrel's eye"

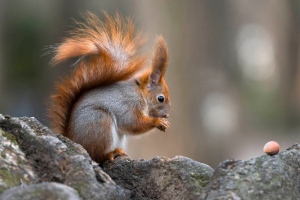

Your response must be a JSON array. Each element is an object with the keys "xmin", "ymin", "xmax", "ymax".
[{"xmin": 157, "ymin": 95, "xmax": 165, "ymax": 103}]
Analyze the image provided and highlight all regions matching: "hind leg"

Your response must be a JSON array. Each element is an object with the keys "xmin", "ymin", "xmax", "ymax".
[
  {"xmin": 70, "ymin": 106, "xmax": 126, "ymax": 163},
  {"xmin": 69, "ymin": 106, "xmax": 113, "ymax": 163}
]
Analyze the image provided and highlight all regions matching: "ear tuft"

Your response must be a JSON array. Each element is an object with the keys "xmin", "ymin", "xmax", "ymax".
[{"xmin": 150, "ymin": 36, "xmax": 168, "ymax": 83}]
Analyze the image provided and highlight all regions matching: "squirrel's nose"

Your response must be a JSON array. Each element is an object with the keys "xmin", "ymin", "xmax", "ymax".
[{"xmin": 163, "ymin": 114, "xmax": 169, "ymax": 118}]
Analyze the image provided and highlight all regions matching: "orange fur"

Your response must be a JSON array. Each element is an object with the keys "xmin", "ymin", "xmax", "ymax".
[{"xmin": 48, "ymin": 12, "xmax": 147, "ymax": 135}]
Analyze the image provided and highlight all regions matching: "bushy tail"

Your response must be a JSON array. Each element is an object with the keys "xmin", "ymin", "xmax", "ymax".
[{"xmin": 48, "ymin": 12, "xmax": 147, "ymax": 135}]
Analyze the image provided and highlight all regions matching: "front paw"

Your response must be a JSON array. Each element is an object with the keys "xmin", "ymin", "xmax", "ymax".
[{"xmin": 156, "ymin": 118, "xmax": 170, "ymax": 132}]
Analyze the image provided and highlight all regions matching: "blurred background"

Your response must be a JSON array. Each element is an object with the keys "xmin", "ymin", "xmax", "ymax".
[{"xmin": 1, "ymin": 0, "xmax": 300, "ymax": 167}]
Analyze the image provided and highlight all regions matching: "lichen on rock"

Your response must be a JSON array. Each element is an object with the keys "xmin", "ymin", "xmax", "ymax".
[{"xmin": 0, "ymin": 128, "xmax": 36, "ymax": 193}]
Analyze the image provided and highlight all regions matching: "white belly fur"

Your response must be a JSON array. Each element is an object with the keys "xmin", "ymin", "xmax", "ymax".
[{"xmin": 106, "ymin": 116, "xmax": 127, "ymax": 153}]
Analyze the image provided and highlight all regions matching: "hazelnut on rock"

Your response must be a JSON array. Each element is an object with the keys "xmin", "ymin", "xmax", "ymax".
[{"xmin": 263, "ymin": 141, "xmax": 280, "ymax": 155}]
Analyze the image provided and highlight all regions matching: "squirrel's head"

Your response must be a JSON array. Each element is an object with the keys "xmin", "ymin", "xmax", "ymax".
[
  {"xmin": 146, "ymin": 77, "xmax": 171, "ymax": 118},
  {"xmin": 136, "ymin": 36, "xmax": 171, "ymax": 118}
]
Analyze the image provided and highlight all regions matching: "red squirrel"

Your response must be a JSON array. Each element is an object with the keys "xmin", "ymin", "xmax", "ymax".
[{"xmin": 48, "ymin": 12, "xmax": 171, "ymax": 163}]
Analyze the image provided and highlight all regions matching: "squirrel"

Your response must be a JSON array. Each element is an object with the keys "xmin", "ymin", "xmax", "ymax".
[{"xmin": 48, "ymin": 12, "xmax": 171, "ymax": 164}]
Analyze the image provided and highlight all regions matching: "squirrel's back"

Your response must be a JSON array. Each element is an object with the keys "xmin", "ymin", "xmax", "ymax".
[{"xmin": 49, "ymin": 12, "xmax": 147, "ymax": 136}]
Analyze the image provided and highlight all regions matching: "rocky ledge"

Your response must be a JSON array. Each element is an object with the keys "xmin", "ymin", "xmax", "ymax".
[{"xmin": 0, "ymin": 114, "xmax": 299, "ymax": 200}]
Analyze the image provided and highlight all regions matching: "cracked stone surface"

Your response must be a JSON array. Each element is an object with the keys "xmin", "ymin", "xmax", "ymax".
[{"xmin": 0, "ymin": 113, "xmax": 300, "ymax": 200}]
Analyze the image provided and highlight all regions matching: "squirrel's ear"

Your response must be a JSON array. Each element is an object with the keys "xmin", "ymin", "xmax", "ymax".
[{"xmin": 150, "ymin": 36, "xmax": 168, "ymax": 84}]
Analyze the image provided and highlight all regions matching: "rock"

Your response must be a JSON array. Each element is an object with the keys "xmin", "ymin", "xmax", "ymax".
[
  {"xmin": 0, "ymin": 127, "xmax": 36, "ymax": 193},
  {"xmin": 1, "ymin": 113, "xmax": 300, "ymax": 200},
  {"xmin": 0, "ymin": 114, "xmax": 214, "ymax": 200},
  {"xmin": 0, "ymin": 114, "xmax": 131, "ymax": 200},
  {"xmin": 102, "ymin": 156, "xmax": 214, "ymax": 200},
  {"xmin": 201, "ymin": 144, "xmax": 300, "ymax": 199},
  {"xmin": 0, "ymin": 182, "xmax": 81, "ymax": 200}
]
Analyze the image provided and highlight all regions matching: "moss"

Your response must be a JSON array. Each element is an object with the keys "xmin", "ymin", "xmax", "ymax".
[
  {"xmin": 1, "ymin": 151, "xmax": 6, "ymax": 159},
  {"xmin": 70, "ymin": 182, "xmax": 90, "ymax": 197},
  {"xmin": 0, "ymin": 167, "xmax": 21, "ymax": 193},
  {"xmin": 270, "ymin": 174, "xmax": 281, "ymax": 188},
  {"xmin": 191, "ymin": 172, "xmax": 210, "ymax": 192},
  {"xmin": 64, "ymin": 143, "xmax": 79, "ymax": 155},
  {"xmin": 162, "ymin": 175, "xmax": 172, "ymax": 188},
  {"xmin": 255, "ymin": 158, "xmax": 263, "ymax": 169},
  {"xmin": 17, "ymin": 157, "xmax": 24, "ymax": 165},
  {"xmin": 235, "ymin": 179, "xmax": 251, "ymax": 191},
  {"xmin": 0, "ymin": 128, "xmax": 18, "ymax": 145},
  {"xmin": 191, "ymin": 173, "xmax": 209, "ymax": 187},
  {"xmin": 56, "ymin": 134, "xmax": 81, "ymax": 156}
]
